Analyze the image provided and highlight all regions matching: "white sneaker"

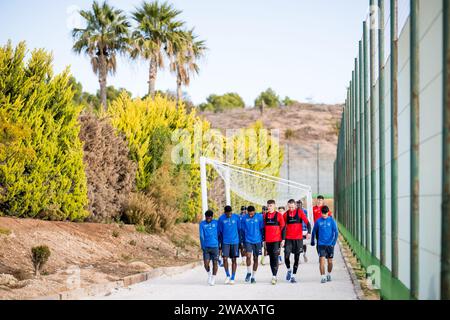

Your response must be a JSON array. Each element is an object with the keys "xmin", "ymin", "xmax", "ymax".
[
  {"xmin": 230, "ymin": 279, "xmax": 235, "ymax": 285},
  {"xmin": 304, "ymin": 254, "xmax": 308, "ymax": 263},
  {"xmin": 207, "ymin": 274, "xmax": 212, "ymax": 284},
  {"xmin": 271, "ymin": 277, "xmax": 277, "ymax": 285},
  {"xmin": 261, "ymin": 256, "xmax": 266, "ymax": 265},
  {"xmin": 209, "ymin": 277, "xmax": 216, "ymax": 286},
  {"xmin": 225, "ymin": 276, "xmax": 231, "ymax": 285}
]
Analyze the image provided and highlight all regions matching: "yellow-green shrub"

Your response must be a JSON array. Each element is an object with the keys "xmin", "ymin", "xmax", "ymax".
[
  {"xmin": 108, "ymin": 93, "xmax": 283, "ymax": 222},
  {"xmin": 0, "ymin": 41, "xmax": 88, "ymax": 220}
]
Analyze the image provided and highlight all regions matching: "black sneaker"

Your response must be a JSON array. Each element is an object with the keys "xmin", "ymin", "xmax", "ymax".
[
  {"xmin": 245, "ymin": 273, "xmax": 252, "ymax": 283},
  {"xmin": 251, "ymin": 278, "xmax": 256, "ymax": 284}
]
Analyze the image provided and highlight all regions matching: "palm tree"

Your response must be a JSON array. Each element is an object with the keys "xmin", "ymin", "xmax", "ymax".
[
  {"xmin": 170, "ymin": 29, "xmax": 207, "ymax": 103},
  {"xmin": 130, "ymin": 1, "xmax": 185, "ymax": 98},
  {"xmin": 72, "ymin": 1, "xmax": 130, "ymax": 111}
]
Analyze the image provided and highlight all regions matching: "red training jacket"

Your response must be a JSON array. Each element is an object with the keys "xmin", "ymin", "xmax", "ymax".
[
  {"xmin": 313, "ymin": 205, "xmax": 333, "ymax": 223},
  {"xmin": 263, "ymin": 211, "xmax": 285, "ymax": 243},
  {"xmin": 284, "ymin": 209, "xmax": 309, "ymax": 240}
]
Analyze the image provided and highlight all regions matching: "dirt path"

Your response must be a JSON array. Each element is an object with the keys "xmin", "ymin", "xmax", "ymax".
[{"xmin": 92, "ymin": 242, "xmax": 358, "ymax": 300}]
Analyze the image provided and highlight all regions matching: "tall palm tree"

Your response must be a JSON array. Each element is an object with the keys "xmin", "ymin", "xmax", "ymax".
[
  {"xmin": 72, "ymin": 1, "xmax": 130, "ymax": 111},
  {"xmin": 170, "ymin": 29, "xmax": 207, "ymax": 103},
  {"xmin": 130, "ymin": 1, "xmax": 185, "ymax": 98}
]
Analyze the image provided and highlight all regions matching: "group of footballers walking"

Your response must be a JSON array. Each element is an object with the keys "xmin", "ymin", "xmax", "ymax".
[{"xmin": 199, "ymin": 196, "xmax": 338, "ymax": 286}]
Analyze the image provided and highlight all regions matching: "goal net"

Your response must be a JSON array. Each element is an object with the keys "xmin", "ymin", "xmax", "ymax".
[{"xmin": 200, "ymin": 157, "xmax": 313, "ymax": 219}]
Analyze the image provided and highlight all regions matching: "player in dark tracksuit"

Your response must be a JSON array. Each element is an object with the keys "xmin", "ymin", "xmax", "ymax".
[
  {"xmin": 311, "ymin": 206, "xmax": 339, "ymax": 283},
  {"xmin": 263, "ymin": 200, "xmax": 286, "ymax": 285},
  {"xmin": 284, "ymin": 199, "xmax": 311, "ymax": 283}
]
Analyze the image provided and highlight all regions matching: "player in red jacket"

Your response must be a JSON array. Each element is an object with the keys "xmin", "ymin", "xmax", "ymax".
[
  {"xmin": 263, "ymin": 200, "xmax": 285, "ymax": 285},
  {"xmin": 313, "ymin": 195, "xmax": 333, "ymax": 223},
  {"xmin": 284, "ymin": 199, "xmax": 311, "ymax": 283}
]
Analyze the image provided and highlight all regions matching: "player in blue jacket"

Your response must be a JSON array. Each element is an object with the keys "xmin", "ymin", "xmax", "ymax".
[
  {"xmin": 199, "ymin": 210, "xmax": 219, "ymax": 286},
  {"xmin": 240, "ymin": 206, "xmax": 264, "ymax": 284},
  {"xmin": 310, "ymin": 206, "xmax": 339, "ymax": 283},
  {"xmin": 218, "ymin": 205, "xmax": 241, "ymax": 285}
]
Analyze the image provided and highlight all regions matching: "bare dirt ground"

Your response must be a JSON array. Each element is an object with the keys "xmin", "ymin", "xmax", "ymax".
[{"xmin": 0, "ymin": 217, "xmax": 200, "ymax": 300}]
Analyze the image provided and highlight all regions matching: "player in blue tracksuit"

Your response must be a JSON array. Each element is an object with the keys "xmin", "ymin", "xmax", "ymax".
[
  {"xmin": 240, "ymin": 206, "xmax": 264, "ymax": 284},
  {"xmin": 311, "ymin": 206, "xmax": 339, "ymax": 283},
  {"xmin": 199, "ymin": 210, "xmax": 219, "ymax": 286},
  {"xmin": 297, "ymin": 200, "xmax": 310, "ymax": 263},
  {"xmin": 239, "ymin": 206, "xmax": 248, "ymax": 266},
  {"xmin": 218, "ymin": 206, "xmax": 241, "ymax": 285}
]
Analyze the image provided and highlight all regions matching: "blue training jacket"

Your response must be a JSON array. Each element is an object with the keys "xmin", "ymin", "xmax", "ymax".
[
  {"xmin": 311, "ymin": 217, "xmax": 339, "ymax": 246},
  {"xmin": 240, "ymin": 213, "xmax": 264, "ymax": 244},
  {"xmin": 302, "ymin": 209, "xmax": 308, "ymax": 231},
  {"xmin": 199, "ymin": 220, "xmax": 219, "ymax": 249},
  {"xmin": 218, "ymin": 213, "xmax": 241, "ymax": 245}
]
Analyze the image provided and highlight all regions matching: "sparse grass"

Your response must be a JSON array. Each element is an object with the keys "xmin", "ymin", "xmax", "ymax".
[
  {"xmin": 284, "ymin": 128, "xmax": 296, "ymax": 140},
  {"xmin": 171, "ymin": 234, "xmax": 197, "ymax": 249},
  {"xmin": 135, "ymin": 224, "xmax": 146, "ymax": 233},
  {"xmin": 339, "ymin": 235, "xmax": 380, "ymax": 300},
  {"xmin": 121, "ymin": 253, "xmax": 132, "ymax": 262},
  {"xmin": 0, "ymin": 227, "xmax": 11, "ymax": 236},
  {"xmin": 129, "ymin": 240, "xmax": 137, "ymax": 246},
  {"xmin": 112, "ymin": 230, "xmax": 120, "ymax": 238}
]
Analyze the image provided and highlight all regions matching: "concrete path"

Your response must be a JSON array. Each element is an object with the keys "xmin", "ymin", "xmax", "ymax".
[{"xmin": 92, "ymin": 242, "xmax": 358, "ymax": 300}]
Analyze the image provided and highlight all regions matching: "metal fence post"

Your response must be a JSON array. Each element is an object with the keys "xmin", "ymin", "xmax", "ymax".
[
  {"xmin": 364, "ymin": 20, "xmax": 371, "ymax": 251},
  {"xmin": 359, "ymin": 39, "xmax": 365, "ymax": 246},
  {"xmin": 410, "ymin": 0, "xmax": 420, "ymax": 300},
  {"xmin": 370, "ymin": 0, "xmax": 378, "ymax": 257},
  {"xmin": 442, "ymin": 0, "xmax": 450, "ymax": 301},
  {"xmin": 355, "ymin": 57, "xmax": 360, "ymax": 243},
  {"xmin": 390, "ymin": 0, "xmax": 399, "ymax": 280},
  {"xmin": 378, "ymin": 0, "xmax": 387, "ymax": 267}
]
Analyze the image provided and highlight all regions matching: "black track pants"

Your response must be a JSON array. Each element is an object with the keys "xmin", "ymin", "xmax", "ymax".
[
  {"xmin": 266, "ymin": 242, "xmax": 281, "ymax": 276},
  {"xmin": 285, "ymin": 253, "xmax": 301, "ymax": 274}
]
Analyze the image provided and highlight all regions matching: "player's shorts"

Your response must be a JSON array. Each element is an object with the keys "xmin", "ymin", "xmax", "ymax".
[
  {"xmin": 317, "ymin": 245, "xmax": 335, "ymax": 259},
  {"xmin": 284, "ymin": 239, "xmax": 304, "ymax": 255},
  {"xmin": 244, "ymin": 242, "xmax": 263, "ymax": 256},
  {"xmin": 222, "ymin": 244, "xmax": 240, "ymax": 258},
  {"xmin": 203, "ymin": 247, "xmax": 219, "ymax": 261}
]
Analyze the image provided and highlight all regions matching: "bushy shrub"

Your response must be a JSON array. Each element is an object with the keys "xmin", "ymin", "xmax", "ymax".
[
  {"xmin": 0, "ymin": 41, "xmax": 88, "ymax": 221},
  {"xmin": 108, "ymin": 93, "xmax": 207, "ymax": 222},
  {"xmin": 31, "ymin": 245, "xmax": 51, "ymax": 277},
  {"xmin": 109, "ymin": 93, "xmax": 283, "ymax": 223},
  {"xmin": 123, "ymin": 193, "xmax": 161, "ymax": 233},
  {"xmin": 199, "ymin": 93, "xmax": 245, "ymax": 113},
  {"xmin": 123, "ymin": 192, "xmax": 182, "ymax": 233},
  {"xmin": 79, "ymin": 113, "xmax": 136, "ymax": 222},
  {"xmin": 254, "ymin": 88, "xmax": 281, "ymax": 108}
]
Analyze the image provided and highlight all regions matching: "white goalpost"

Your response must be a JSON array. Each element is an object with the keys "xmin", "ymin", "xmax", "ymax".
[{"xmin": 200, "ymin": 157, "xmax": 314, "ymax": 220}]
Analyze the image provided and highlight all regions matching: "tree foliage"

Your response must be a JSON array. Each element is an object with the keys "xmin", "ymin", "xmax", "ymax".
[
  {"xmin": 282, "ymin": 96, "xmax": 298, "ymax": 106},
  {"xmin": 72, "ymin": 1, "xmax": 130, "ymax": 110},
  {"xmin": 254, "ymin": 88, "xmax": 280, "ymax": 108},
  {"xmin": 0, "ymin": 41, "xmax": 88, "ymax": 220},
  {"xmin": 69, "ymin": 76, "xmax": 131, "ymax": 113},
  {"xmin": 199, "ymin": 93, "xmax": 246, "ymax": 112}
]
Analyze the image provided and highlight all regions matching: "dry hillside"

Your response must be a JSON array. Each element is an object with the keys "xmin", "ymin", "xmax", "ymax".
[
  {"xmin": 200, "ymin": 103, "xmax": 343, "ymax": 159},
  {"xmin": 200, "ymin": 103, "xmax": 344, "ymax": 195}
]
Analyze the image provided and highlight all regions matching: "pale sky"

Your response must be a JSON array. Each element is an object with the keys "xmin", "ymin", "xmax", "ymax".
[{"xmin": 0, "ymin": 0, "xmax": 370, "ymax": 105}]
